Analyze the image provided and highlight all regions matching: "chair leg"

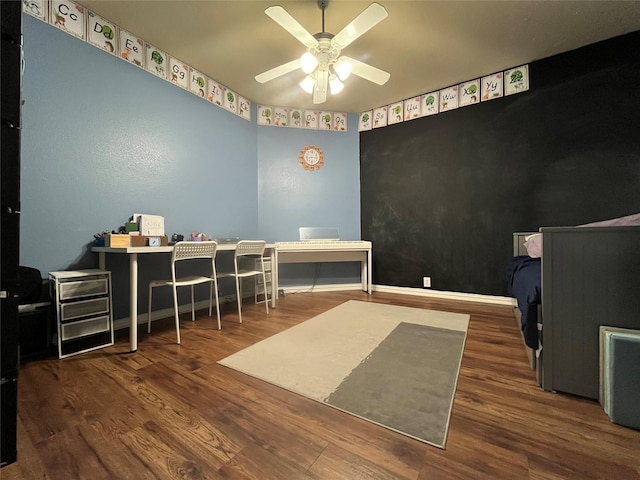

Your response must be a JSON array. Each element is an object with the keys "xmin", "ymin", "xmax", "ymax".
[
  {"xmin": 190, "ymin": 285, "xmax": 195, "ymax": 321},
  {"xmin": 210, "ymin": 278, "xmax": 221, "ymax": 330},
  {"xmin": 208, "ymin": 281, "xmax": 213, "ymax": 317},
  {"xmin": 261, "ymin": 271, "xmax": 269, "ymax": 315},
  {"xmin": 172, "ymin": 285, "xmax": 181, "ymax": 344},
  {"xmin": 148, "ymin": 285, "xmax": 153, "ymax": 333},
  {"xmin": 235, "ymin": 277, "xmax": 242, "ymax": 323}
]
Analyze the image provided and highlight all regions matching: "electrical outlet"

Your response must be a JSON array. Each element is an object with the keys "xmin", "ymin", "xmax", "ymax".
[{"xmin": 423, "ymin": 276, "xmax": 431, "ymax": 288}]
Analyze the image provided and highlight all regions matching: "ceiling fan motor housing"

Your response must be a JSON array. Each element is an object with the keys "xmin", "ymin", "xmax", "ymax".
[{"xmin": 311, "ymin": 35, "xmax": 340, "ymax": 71}]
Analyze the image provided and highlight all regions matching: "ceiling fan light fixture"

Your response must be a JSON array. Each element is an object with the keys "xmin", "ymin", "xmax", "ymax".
[
  {"xmin": 329, "ymin": 74, "xmax": 344, "ymax": 94},
  {"xmin": 257, "ymin": 2, "xmax": 390, "ymax": 104},
  {"xmin": 300, "ymin": 52, "xmax": 319, "ymax": 74},
  {"xmin": 334, "ymin": 57, "xmax": 352, "ymax": 81},
  {"xmin": 300, "ymin": 75, "xmax": 316, "ymax": 94}
]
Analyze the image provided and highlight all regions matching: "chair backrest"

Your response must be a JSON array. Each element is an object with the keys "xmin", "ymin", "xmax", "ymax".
[
  {"xmin": 172, "ymin": 241, "xmax": 218, "ymax": 263},
  {"xmin": 171, "ymin": 241, "xmax": 218, "ymax": 281},
  {"xmin": 234, "ymin": 240, "xmax": 266, "ymax": 258},
  {"xmin": 19, "ymin": 266, "xmax": 43, "ymax": 304}
]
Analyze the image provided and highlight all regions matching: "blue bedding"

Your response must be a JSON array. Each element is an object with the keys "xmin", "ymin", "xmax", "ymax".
[{"xmin": 505, "ymin": 255, "xmax": 541, "ymax": 349}]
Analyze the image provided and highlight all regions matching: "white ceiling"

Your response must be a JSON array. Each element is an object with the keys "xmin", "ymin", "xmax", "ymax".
[{"xmin": 79, "ymin": 0, "xmax": 640, "ymax": 113}]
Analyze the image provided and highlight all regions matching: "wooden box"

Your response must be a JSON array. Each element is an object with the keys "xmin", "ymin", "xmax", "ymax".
[
  {"xmin": 130, "ymin": 235, "xmax": 169, "ymax": 247},
  {"xmin": 157, "ymin": 235, "xmax": 169, "ymax": 246},
  {"xmin": 105, "ymin": 234, "xmax": 130, "ymax": 248},
  {"xmin": 130, "ymin": 235, "xmax": 146, "ymax": 247}
]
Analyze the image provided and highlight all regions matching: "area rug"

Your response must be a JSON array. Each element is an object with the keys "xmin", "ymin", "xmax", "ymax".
[{"xmin": 217, "ymin": 300, "xmax": 469, "ymax": 448}]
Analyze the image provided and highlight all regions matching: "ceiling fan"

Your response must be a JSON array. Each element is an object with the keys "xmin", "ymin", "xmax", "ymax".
[{"xmin": 255, "ymin": 1, "xmax": 391, "ymax": 104}]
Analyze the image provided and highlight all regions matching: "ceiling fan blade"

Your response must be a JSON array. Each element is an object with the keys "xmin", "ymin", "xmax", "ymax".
[
  {"xmin": 343, "ymin": 56, "xmax": 390, "ymax": 85},
  {"xmin": 331, "ymin": 3, "xmax": 388, "ymax": 49},
  {"xmin": 255, "ymin": 59, "xmax": 301, "ymax": 83},
  {"xmin": 313, "ymin": 69, "xmax": 329, "ymax": 104},
  {"xmin": 265, "ymin": 6, "xmax": 319, "ymax": 49}
]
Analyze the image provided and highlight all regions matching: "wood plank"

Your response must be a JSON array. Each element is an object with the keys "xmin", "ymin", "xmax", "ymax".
[
  {"xmin": 119, "ymin": 421, "xmax": 221, "ymax": 479},
  {"xmin": 214, "ymin": 443, "xmax": 315, "ymax": 480},
  {"xmin": 308, "ymin": 442, "xmax": 415, "ymax": 480}
]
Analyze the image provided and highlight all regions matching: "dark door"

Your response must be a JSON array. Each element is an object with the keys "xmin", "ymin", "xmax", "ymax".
[{"xmin": 1, "ymin": 0, "xmax": 22, "ymax": 467}]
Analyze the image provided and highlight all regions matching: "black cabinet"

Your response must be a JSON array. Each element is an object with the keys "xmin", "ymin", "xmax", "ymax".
[
  {"xmin": 1, "ymin": 0, "xmax": 22, "ymax": 468},
  {"xmin": 0, "ymin": 378, "xmax": 17, "ymax": 466},
  {"xmin": 1, "ymin": 123, "xmax": 20, "ymax": 207}
]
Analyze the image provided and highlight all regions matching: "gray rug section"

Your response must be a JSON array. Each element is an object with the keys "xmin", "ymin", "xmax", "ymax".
[{"xmin": 326, "ymin": 322, "xmax": 466, "ymax": 448}]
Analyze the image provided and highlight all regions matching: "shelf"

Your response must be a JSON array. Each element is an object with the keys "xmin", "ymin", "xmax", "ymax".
[{"xmin": 50, "ymin": 269, "xmax": 114, "ymax": 359}]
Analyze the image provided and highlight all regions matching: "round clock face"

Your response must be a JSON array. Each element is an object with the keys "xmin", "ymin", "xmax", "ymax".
[
  {"xmin": 299, "ymin": 145, "xmax": 324, "ymax": 171},
  {"xmin": 304, "ymin": 149, "xmax": 320, "ymax": 165}
]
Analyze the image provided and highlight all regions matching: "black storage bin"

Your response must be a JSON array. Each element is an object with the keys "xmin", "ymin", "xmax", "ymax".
[
  {"xmin": 17, "ymin": 267, "xmax": 53, "ymax": 361},
  {"xmin": 18, "ymin": 304, "xmax": 53, "ymax": 360}
]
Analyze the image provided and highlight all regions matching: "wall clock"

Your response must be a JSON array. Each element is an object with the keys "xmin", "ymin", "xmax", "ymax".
[{"xmin": 299, "ymin": 145, "xmax": 324, "ymax": 171}]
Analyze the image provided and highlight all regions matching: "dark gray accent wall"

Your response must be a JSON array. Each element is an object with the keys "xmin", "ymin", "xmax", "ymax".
[{"xmin": 360, "ymin": 30, "xmax": 640, "ymax": 296}]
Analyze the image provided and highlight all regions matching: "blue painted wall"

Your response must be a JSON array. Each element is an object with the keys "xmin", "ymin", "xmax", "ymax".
[
  {"xmin": 257, "ymin": 116, "xmax": 363, "ymax": 288},
  {"xmin": 20, "ymin": 15, "xmax": 361, "ymax": 317},
  {"xmin": 257, "ymin": 117, "xmax": 361, "ymax": 243}
]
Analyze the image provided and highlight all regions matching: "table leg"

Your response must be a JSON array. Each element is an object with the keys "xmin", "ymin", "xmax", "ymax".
[
  {"xmin": 98, "ymin": 252, "xmax": 106, "ymax": 270},
  {"xmin": 130, "ymin": 253, "xmax": 138, "ymax": 352},
  {"xmin": 367, "ymin": 248, "xmax": 372, "ymax": 294},
  {"xmin": 273, "ymin": 249, "xmax": 279, "ymax": 307},
  {"xmin": 269, "ymin": 248, "xmax": 277, "ymax": 308}
]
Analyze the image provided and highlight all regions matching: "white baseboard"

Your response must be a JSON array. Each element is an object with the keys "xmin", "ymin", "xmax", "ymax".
[
  {"xmin": 373, "ymin": 284, "xmax": 514, "ymax": 305},
  {"xmin": 114, "ymin": 284, "xmax": 514, "ymax": 330},
  {"xmin": 280, "ymin": 283, "xmax": 364, "ymax": 295},
  {"xmin": 281, "ymin": 282, "xmax": 513, "ymax": 305}
]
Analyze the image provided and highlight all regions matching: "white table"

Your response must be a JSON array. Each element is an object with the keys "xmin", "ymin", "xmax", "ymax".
[
  {"xmin": 92, "ymin": 244, "xmax": 276, "ymax": 352},
  {"xmin": 274, "ymin": 241, "xmax": 372, "ymax": 295}
]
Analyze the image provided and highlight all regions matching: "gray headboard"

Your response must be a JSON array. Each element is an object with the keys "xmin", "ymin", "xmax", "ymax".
[{"xmin": 513, "ymin": 232, "xmax": 537, "ymax": 256}]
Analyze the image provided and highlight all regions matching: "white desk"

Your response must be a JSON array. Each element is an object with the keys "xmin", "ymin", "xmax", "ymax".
[
  {"xmin": 274, "ymin": 241, "xmax": 372, "ymax": 295},
  {"xmin": 92, "ymin": 243, "xmax": 276, "ymax": 352}
]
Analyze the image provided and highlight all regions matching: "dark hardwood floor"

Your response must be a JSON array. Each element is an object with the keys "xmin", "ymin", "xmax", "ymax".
[{"xmin": 3, "ymin": 291, "xmax": 639, "ymax": 479}]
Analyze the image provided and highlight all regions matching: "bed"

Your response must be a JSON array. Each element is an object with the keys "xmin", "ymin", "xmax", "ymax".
[
  {"xmin": 506, "ymin": 235, "xmax": 542, "ymax": 376},
  {"xmin": 506, "ymin": 216, "xmax": 640, "ymax": 399}
]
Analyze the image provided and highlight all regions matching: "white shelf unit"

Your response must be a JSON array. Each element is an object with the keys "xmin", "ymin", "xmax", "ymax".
[
  {"xmin": 254, "ymin": 257, "xmax": 272, "ymax": 304},
  {"xmin": 49, "ymin": 269, "xmax": 114, "ymax": 359}
]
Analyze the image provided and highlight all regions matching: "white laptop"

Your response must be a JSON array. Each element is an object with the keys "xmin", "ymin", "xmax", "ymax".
[{"xmin": 299, "ymin": 227, "xmax": 340, "ymax": 242}]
